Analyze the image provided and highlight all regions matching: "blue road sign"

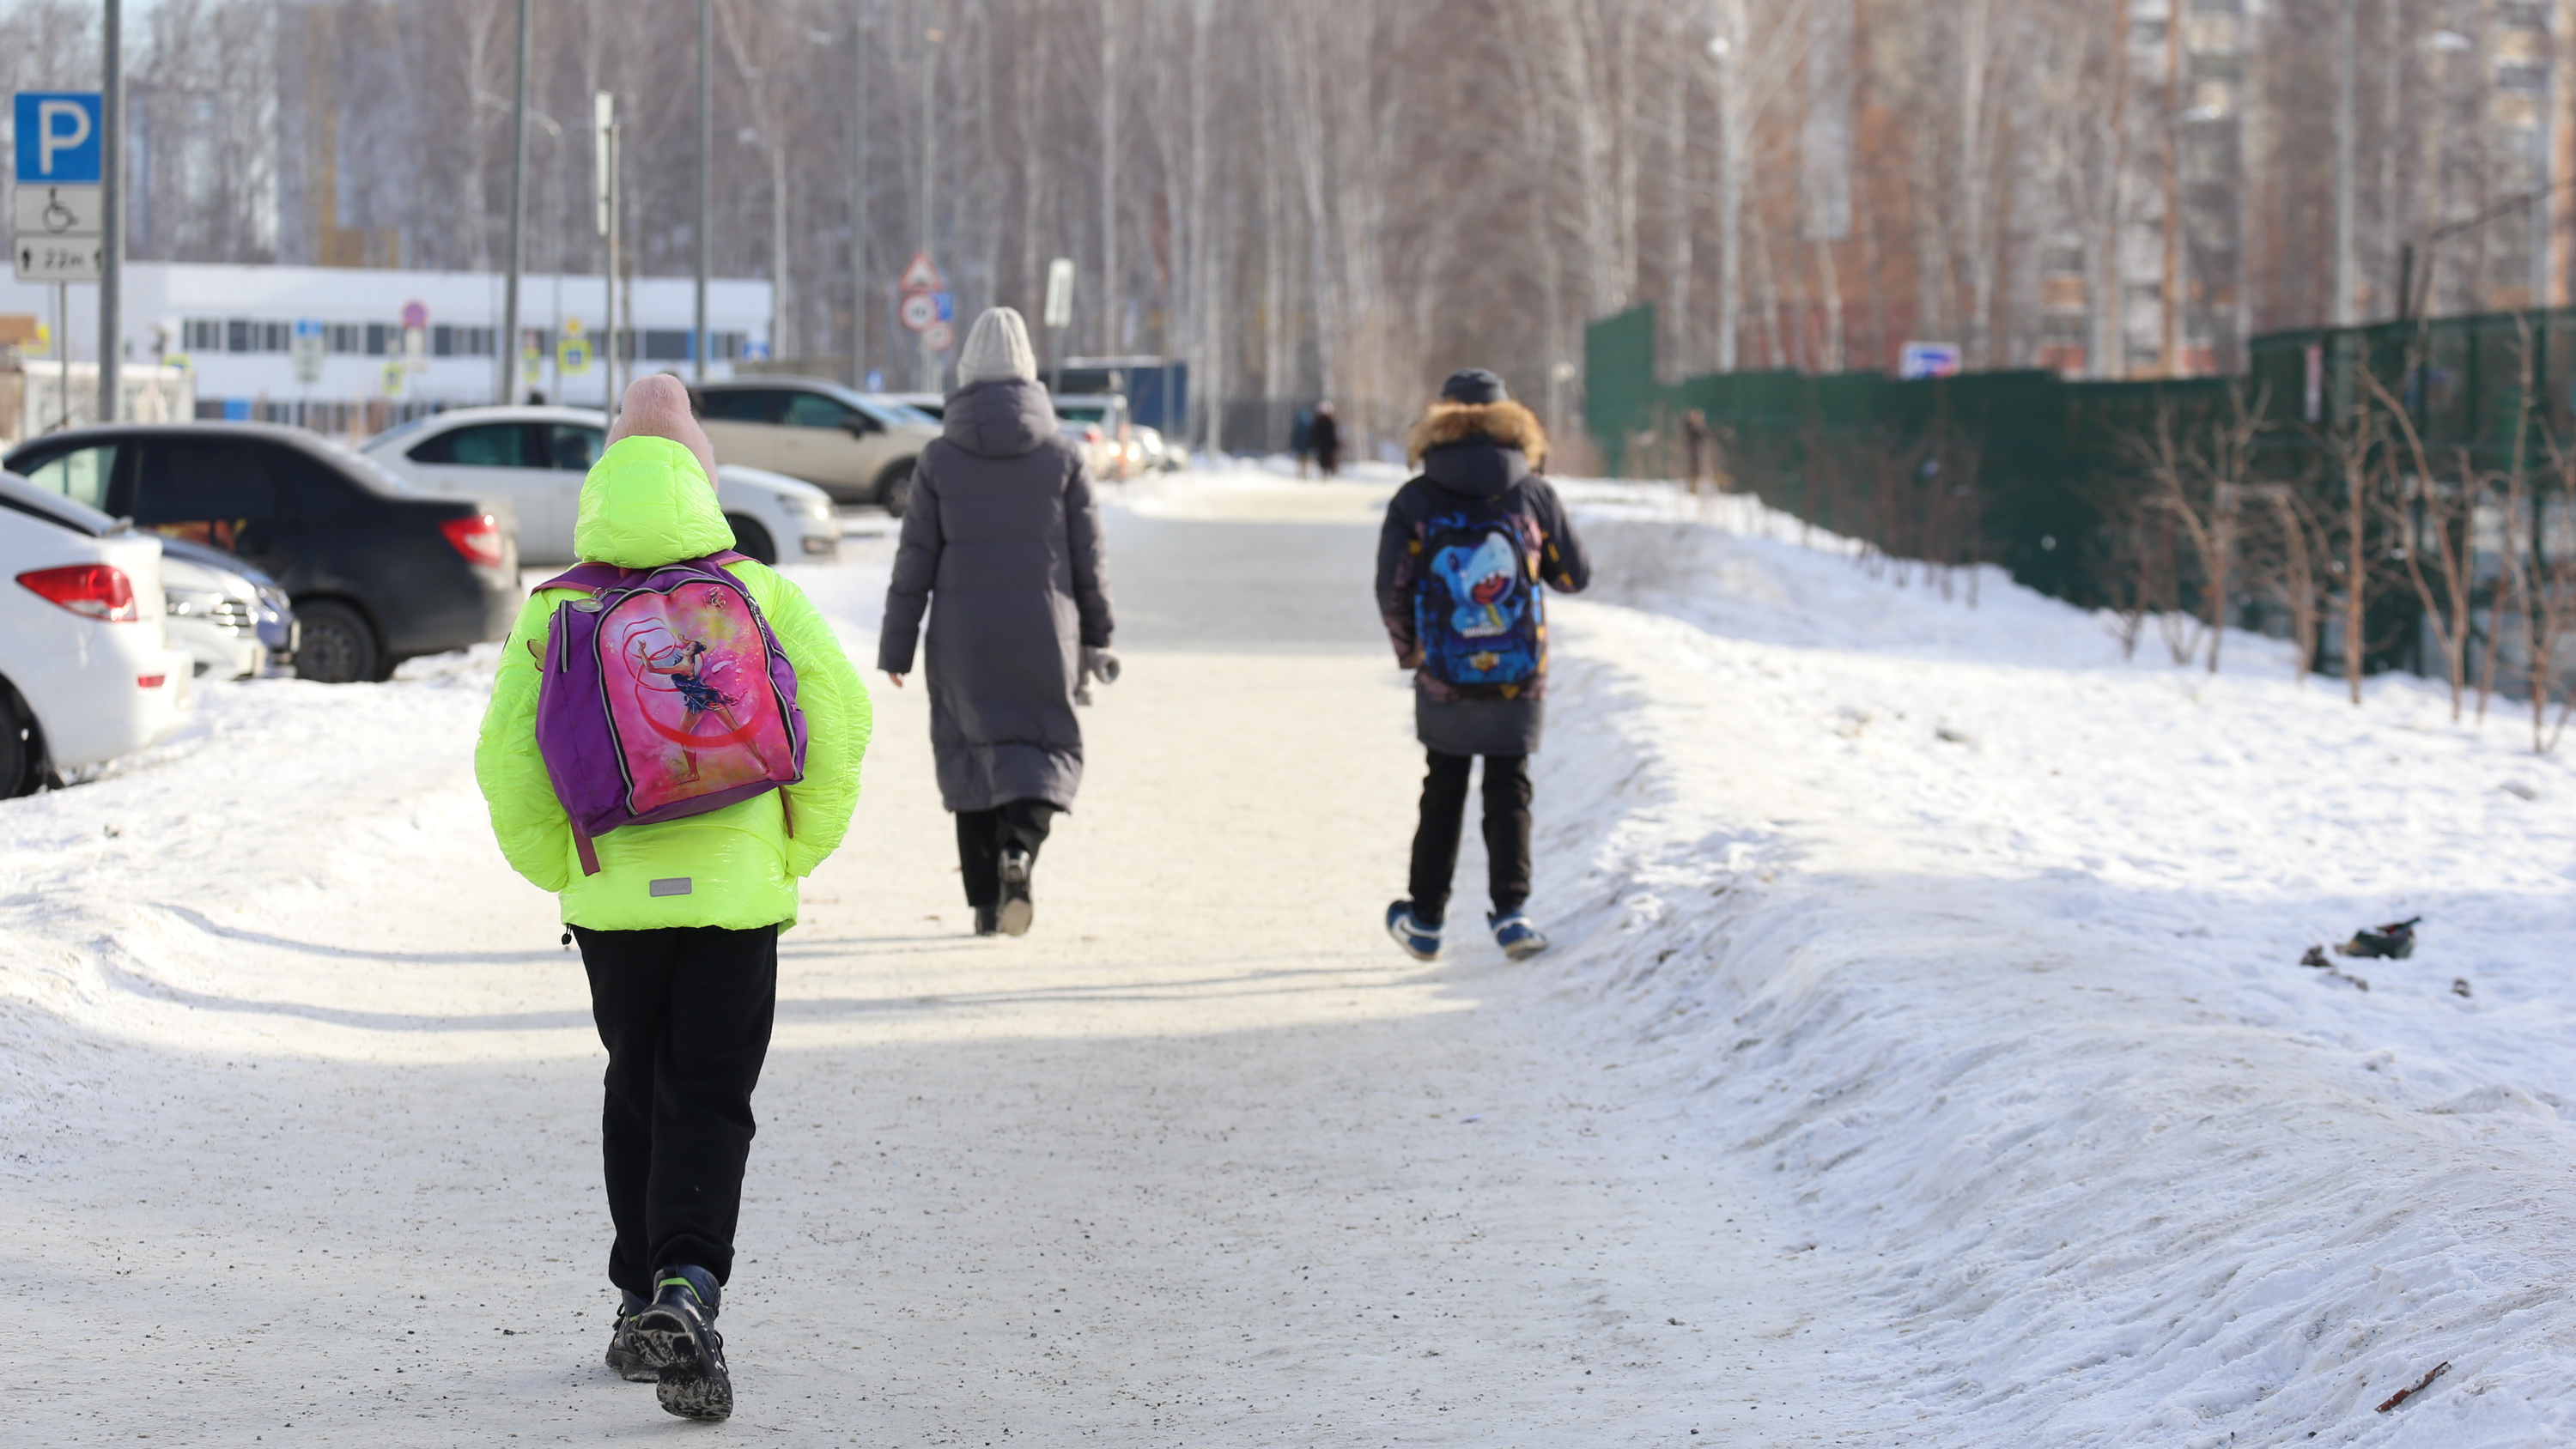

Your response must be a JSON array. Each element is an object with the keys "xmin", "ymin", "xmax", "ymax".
[
  {"xmin": 933, "ymin": 290, "xmax": 953, "ymax": 323},
  {"xmin": 13, "ymin": 93, "xmax": 103, "ymax": 185}
]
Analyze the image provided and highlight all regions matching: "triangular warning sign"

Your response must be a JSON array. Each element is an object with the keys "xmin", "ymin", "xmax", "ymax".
[{"xmin": 899, "ymin": 251, "xmax": 945, "ymax": 294}]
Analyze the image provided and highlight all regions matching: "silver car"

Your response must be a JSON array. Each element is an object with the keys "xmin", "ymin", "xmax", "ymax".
[
  {"xmin": 159, "ymin": 535, "xmax": 295, "ymax": 679},
  {"xmin": 694, "ymin": 379, "xmax": 940, "ymax": 516},
  {"xmin": 361, "ymin": 405, "xmax": 841, "ymax": 567}
]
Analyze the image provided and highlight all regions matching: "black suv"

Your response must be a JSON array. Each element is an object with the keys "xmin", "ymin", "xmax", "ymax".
[{"xmin": 4, "ymin": 423, "xmax": 520, "ymax": 682}]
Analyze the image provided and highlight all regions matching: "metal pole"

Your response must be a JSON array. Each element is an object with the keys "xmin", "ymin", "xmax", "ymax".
[
  {"xmin": 2158, "ymin": 0, "xmax": 2181, "ymax": 376},
  {"xmin": 918, "ymin": 23, "xmax": 939, "ymax": 393},
  {"xmin": 2332, "ymin": 0, "xmax": 2356, "ymax": 327},
  {"xmin": 695, "ymin": 0, "xmax": 711, "ymax": 382},
  {"xmin": 850, "ymin": 4, "xmax": 867, "ymax": 390},
  {"xmin": 58, "ymin": 282, "xmax": 70, "ymax": 429},
  {"xmin": 500, "ymin": 0, "xmax": 529, "ymax": 405},
  {"xmin": 597, "ymin": 91, "xmax": 619, "ymax": 411},
  {"xmin": 609, "ymin": 119, "xmax": 623, "ymax": 407},
  {"xmin": 99, "ymin": 0, "xmax": 122, "ymax": 422}
]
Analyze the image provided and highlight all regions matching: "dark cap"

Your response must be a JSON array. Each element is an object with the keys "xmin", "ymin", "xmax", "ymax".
[{"xmin": 1440, "ymin": 368, "xmax": 1509, "ymax": 405}]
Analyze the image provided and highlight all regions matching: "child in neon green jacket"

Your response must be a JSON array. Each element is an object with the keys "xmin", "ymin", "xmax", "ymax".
[{"xmin": 474, "ymin": 375, "xmax": 869, "ymax": 1422}]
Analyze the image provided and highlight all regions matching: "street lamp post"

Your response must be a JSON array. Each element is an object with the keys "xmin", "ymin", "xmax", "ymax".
[
  {"xmin": 918, "ymin": 23, "xmax": 940, "ymax": 393},
  {"xmin": 850, "ymin": 5, "xmax": 868, "ymax": 390},
  {"xmin": 695, "ymin": 0, "xmax": 711, "ymax": 382},
  {"xmin": 500, "ymin": 0, "xmax": 530, "ymax": 405},
  {"xmin": 597, "ymin": 92, "xmax": 620, "ymax": 412},
  {"xmin": 100, "ymin": 0, "xmax": 124, "ymax": 423}
]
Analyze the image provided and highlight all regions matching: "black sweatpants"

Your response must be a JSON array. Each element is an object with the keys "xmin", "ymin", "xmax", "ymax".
[
  {"xmin": 1406, "ymin": 750, "xmax": 1532, "ymax": 925},
  {"xmin": 955, "ymin": 799, "xmax": 1057, "ymax": 907},
  {"xmin": 573, "ymin": 923, "xmax": 779, "ymax": 1298}
]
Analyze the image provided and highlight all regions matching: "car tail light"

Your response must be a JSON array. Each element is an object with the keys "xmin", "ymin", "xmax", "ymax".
[
  {"xmin": 17, "ymin": 564, "xmax": 140, "ymax": 622},
  {"xmin": 136, "ymin": 674, "xmax": 167, "ymax": 689},
  {"xmin": 440, "ymin": 513, "xmax": 507, "ymax": 569}
]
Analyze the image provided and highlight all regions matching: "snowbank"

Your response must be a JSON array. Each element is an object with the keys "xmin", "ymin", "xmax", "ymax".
[{"xmin": 1534, "ymin": 483, "xmax": 2576, "ymax": 1446}]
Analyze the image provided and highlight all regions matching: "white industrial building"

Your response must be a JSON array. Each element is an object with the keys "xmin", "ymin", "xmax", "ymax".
[{"xmin": 0, "ymin": 262, "xmax": 773, "ymax": 437}]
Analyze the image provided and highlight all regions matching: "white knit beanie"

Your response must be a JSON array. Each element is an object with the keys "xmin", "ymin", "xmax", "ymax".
[{"xmin": 957, "ymin": 306, "xmax": 1038, "ymax": 385}]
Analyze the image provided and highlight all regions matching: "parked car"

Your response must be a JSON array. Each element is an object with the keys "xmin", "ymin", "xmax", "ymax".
[
  {"xmin": 1053, "ymin": 394, "xmax": 1133, "ymax": 480},
  {"xmin": 691, "ymin": 378, "xmax": 939, "ymax": 515},
  {"xmin": 359, "ymin": 405, "xmax": 840, "ymax": 567},
  {"xmin": 3, "ymin": 422, "xmax": 519, "ymax": 684},
  {"xmin": 878, "ymin": 391, "xmax": 945, "ymax": 421},
  {"xmin": 159, "ymin": 535, "xmax": 296, "ymax": 680},
  {"xmin": 1057, "ymin": 419, "xmax": 1121, "ymax": 481},
  {"xmin": 0, "ymin": 470, "xmax": 194, "ymax": 795}
]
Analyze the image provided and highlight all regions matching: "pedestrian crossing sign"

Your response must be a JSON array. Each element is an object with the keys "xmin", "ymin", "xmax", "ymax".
[{"xmin": 558, "ymin": 336, "xmax": 593, "ymax": 374}]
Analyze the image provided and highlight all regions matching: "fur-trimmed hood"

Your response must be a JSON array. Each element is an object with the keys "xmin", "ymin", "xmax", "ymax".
[
  {"xmin": 1407, "ymin": 398, "xmax": 1547, "ymax": 497},
  {"xmin": 1406, "ymin": 399, "xmax": 1548, "ymax": 469}
]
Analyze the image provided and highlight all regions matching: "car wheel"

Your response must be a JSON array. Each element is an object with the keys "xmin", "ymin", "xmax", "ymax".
[
  {"xmin": 294, "ymin": 600, "xmax": 384, "ymax": 684},
  {"xmin": 876, "ymin": 461, "xmax": 915, "ymax": 518},
  {"xmin": 0, "ymin": 685, "xmax": 32, "ymax": 798},
  {"xmin": 726, "ymin": 514, "xmax": 778, "ymax": 566}
]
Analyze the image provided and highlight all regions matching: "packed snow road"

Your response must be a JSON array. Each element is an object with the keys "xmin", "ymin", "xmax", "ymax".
[{"xmin": 1, "ymin": 477, "xmax": 1856, "ymax": 1446}]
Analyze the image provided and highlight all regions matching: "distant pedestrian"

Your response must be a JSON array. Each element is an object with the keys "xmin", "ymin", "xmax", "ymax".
[
  {"xmin": 1377, "ymin": 367, "xmax": 1589, "ymax": 961},
  {"xmin": 879, "ymin": 306, "xmax": 1115, "ymax": 937},
  {"xmin": 475, "ymin": 373, "xmax": 871, "ymax": 1422},
  {"xmin": 1309, "ymin": 400, "xmax": 1343, "ymax": 478},
  {"xmin": 1680, "ymin": 408, "xmax": 1710, "ymax": 493}
]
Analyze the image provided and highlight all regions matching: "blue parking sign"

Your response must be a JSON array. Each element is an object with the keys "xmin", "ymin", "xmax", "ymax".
[{"xmin": 14, "ymin": 93, "xmax": 103, "ymax": 184}]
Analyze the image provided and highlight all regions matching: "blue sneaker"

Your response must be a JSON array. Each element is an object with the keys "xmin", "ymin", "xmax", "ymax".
[
  {"xmin": 1490, "ymin": 911, "xmax": 1548, "ymax": 960},
  {"xmin": 1386, "ymin": 900, "xmax": 1442, "ymax": 961},
  {"xmin": 631, "ymin": 1264, "xmax": 732, "ymax": 1421}
]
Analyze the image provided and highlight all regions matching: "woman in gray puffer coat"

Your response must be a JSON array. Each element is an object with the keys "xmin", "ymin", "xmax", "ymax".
[{"xmin": 878, "ymin": 306, "xmax": 1115, "ymax": 937}]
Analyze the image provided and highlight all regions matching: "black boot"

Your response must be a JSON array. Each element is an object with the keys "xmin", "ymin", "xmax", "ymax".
[
  {"xmin": 604, "ymin": 1289, "xmax": 655, "ymax": 1382},
  {"xmin": 997, "ymin": 844, "xmax": 1035, "ymax": 937},
  {"xmin": 630, "ymin": 1264, "xmax": 732, "ymax": 1421}
]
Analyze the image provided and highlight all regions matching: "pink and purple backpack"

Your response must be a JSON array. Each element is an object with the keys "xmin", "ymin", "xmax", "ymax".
[{"xmin": 532, "ymin": 551, "xmax": 806, "ymax": 875}]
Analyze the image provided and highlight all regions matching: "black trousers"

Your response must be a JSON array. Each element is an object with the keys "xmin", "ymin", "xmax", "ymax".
[
  {"xmin": 955, "ymin": 799, "xmax": 1058, "ymax": 906},
  {"xmin": 573, "ymin": 924, "xmax": 779, "ymax": 1298},
  {"xmin": 1406, "ymin": 750, "xmax": 1532, "ymax": 925}
]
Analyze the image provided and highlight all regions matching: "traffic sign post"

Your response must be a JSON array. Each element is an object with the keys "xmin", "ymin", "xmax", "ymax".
[
  {"xmin": 899, "ymin": 252, "xmax": 948, "ymax": 385},
  {"xmin": 17, "ymin": 89, "xmax": 114, "ymax": 420},
  {"xmin": 290, "ymin": 318, "xmax": 325, "ymax": 385},
  {"xmin": 14, "ymin": 94, "xmax": 105, "ymax": 285},
  {"xmin": 1043, "ymin": 257, "xmax": 1074, "ymax": 393}
]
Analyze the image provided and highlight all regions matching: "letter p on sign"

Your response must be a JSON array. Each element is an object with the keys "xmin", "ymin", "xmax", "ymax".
[{"xmin": 13, "ymin": 93, "xmax": 103, "ymax": 185}]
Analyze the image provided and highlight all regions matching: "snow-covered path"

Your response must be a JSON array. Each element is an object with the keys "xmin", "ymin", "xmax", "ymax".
[
  {"xmin": 2, "ymin": 481, "xmax": 1854, "ymax": 1446},
  {"xmin": 24, "ymin": 470, "xmax": 2576, "ymax": 1448}
]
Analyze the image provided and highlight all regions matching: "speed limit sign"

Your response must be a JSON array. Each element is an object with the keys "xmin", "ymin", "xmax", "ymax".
[
  {"xmin": 899, "ymin": 292, "xmax": 939, "ymax": 333},
  {"xmin": 922, "ymin": 319, "xmax": 955, "ymax": 352}
]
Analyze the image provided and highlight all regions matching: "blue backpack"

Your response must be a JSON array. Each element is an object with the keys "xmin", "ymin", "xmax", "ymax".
[{"xmin": 1414, "ymin": 499, "xmax": 1545, "ymax": 697}]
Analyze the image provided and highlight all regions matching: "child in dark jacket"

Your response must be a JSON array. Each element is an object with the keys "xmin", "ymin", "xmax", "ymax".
[{"xmin": 1375, "ymin": 368, "xmax": 1590, "ymax": 961}]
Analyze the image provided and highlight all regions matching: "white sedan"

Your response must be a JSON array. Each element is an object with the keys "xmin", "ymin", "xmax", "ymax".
[
  {"xmin": 358, "ymin": 405, "xmax": 841, "ymax": 567},
  {"xmin": 0, "ymin": 470, "xmax": 194, "ymax": 795}
]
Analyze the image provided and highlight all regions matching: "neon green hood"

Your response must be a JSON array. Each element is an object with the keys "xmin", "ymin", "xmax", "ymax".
[{"xmin": 574, "ymin": 434, "xmax": 733, "ymax": 567}]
